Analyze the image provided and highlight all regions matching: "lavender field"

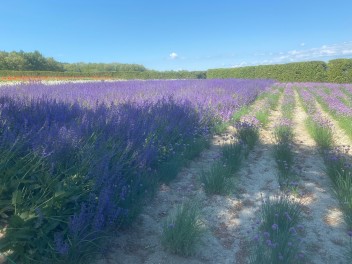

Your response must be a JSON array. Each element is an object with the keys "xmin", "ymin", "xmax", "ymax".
[{"xmin": 0, "ymin": 80, "xmax": 352, "ymax": 264}]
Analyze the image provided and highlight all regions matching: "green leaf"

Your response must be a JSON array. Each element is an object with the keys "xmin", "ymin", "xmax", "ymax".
[{"xmin": 11, "ymin": 191, "xmax": 22, "ymax": 205}]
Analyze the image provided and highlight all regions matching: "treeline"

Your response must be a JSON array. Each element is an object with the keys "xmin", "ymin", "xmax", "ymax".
[
  {"xmin": 0, "ymin": 51, "xmax": 148, "ymax": 73},
  {"xmin": 207, "ymin": 59, "xmax": 352, "ymax": 83},
  {"xmin": 0, "ymin": 50, "xmax": 206, "ymax": 80},
  {"xmin": 0, "ymin": 51, "xmax": 64, "ymax": 71},
  {"xmin": 1, "ymin": 50, "xmax": 351, "ymax": 82},
  {"xmin": 0, "ymin": 69, "xmax": 206, "ymax": 80},
  {"xmin": 62, "ymin": 62, "xmax": 147, "ymax": 73}
]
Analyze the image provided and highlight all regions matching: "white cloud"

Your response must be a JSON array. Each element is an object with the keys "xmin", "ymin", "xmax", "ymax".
[
  {"xmin": 300, "ymin": 43, "xmax": 305, "ymax": 47},
  {"xmin": 169, "ymin": 52, "xmax": 178, "ymax": 59},
  {"xmin": 259, "ymin": 41, "xmax": 352, "ymax": 65},
  {"xmin": 342, "ymin": 49, "xmax": 352, "ymax": 55},
  {"xmin": 231, "ymin": 61, "xmax": 248, "ymax": 68}
]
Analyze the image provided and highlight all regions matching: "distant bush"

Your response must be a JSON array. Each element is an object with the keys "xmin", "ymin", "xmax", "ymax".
[
  {"xmin": 207, "ymin": 61, "xmax": 329, "ymax": 82},
  {"xmin": 0, "ymin": 69, "xmax": 207, "ymax": 80},
  {"xmin": 207, "ymin": 59, "xmax": 352, "ymax": 83},
  {"xmin": 327, "ymin": 59, "xmax": 352, "ymax": 83}
]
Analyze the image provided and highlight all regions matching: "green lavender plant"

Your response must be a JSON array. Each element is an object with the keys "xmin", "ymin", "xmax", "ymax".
[
  {"xmin": 249, "ymin": 196, "xmax": 305, "ymax": 264},
  {"xmin": 200, "ymin": 161, "xmax": 232, "ymax": 195},
  {"xmin": 161, "ymin": 200, "xmax": 204, "ymax": 256}
]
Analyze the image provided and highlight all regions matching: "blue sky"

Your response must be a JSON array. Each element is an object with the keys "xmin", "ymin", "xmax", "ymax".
[{"xmin": 1, "ymin": 0, "xmax": 352, "ymax": 71}]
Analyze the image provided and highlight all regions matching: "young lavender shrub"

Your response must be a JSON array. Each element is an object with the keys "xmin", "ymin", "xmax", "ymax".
[
  {"xmin": 324, "ymin": 146, "xmax": 352, "ymax": 229},
  {"xmin": 255, "ymin": 110, "xmax": 270, "ymax": 128},
  {"xmin": 273, "ymin": 119, "xmax": 294, "ymax": 144},
  {"xmin": 232, "ymin": 105, "xmax": 251, "ymax": 122},
  {"xmin": 248, "ymin": 196, "xmax": 306, "ymax": 264},
  {"xmin": 313, "ymin": 85, "xmax": 352, "ymax": 141},
  {"xmin": 221, "ymin": 142, "xmax": 243, "ymax": 174},
  {"xmin": 161, "ymin": 200, "xmax": 204, "ymax": 256},
  {"xmin": 273, "ymin": 119, "xmax": 295, "ymax": 188},
  {"xmin": 305, "ymin": 114, "xmax": 334, "ymax": 150},
  {"xmin": 235, "ymin": 115, "xmax": 260, "ymax": 151},
  {"xmin": 200, "ymin": 161, "xmax": 233, "ymax": 195},
  {"xmin": 335, "ymin": 173, "xmax": 352, "ymax": 229},
  {"xmin": 267, "ymin": 91, "xmax": 281, "ymax": 110}
]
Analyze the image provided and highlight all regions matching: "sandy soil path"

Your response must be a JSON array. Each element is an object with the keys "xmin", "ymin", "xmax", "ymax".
[{"xmin": 292, "ymin": 91, "xmax": 347, "ymax": 263}]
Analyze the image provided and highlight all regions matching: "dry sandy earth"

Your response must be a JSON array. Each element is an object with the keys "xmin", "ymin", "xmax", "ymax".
[{"xmin": 291, "ymin": 92, "xmax": 348, "ymax": 263}]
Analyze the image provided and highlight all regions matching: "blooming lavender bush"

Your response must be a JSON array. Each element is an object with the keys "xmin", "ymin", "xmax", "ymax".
[
  {"xmin": 273, "ymin": 118, "xmax": 295, "ymax": 188},
  {"xmin": 305, "ymin": 113, "xmax": 334, "ymax": 150},
  {"xmin": 0, "ymin": 79, "xmax": 272, "ymax": 263},
  {"xmin": 235, "ymin": 115, "xmax": 260, "ymax": 151},
  {"xmin": 248, "ymin": 196, "xmax": 305, "ymax": 264},
  {"xmin": 324, "ymin": 146, "xmax": 352, "ymax": 229}
]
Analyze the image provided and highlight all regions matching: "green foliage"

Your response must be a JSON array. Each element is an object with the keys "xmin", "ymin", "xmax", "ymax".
[
  {"xmin": 255, "ymin": 111, "xmax": 270, "ymax": 127},
  {"xmin": 334, "ymin": 173, "xmax": 352, "ymax": 229},
  {"xmin": 273, "ymin": 124, "xmax": 294, "ymax": 144},
  {"xmin": 327, "ymin": 59, "xmax": 352, "ymax": 83},
  {"xmin": 316, "ymin": 96, "xmax": 352, "ymax": 141},
  {"xmin": 0, "ymin": 50, "xmax": 206, "ymax": 80},
  {"xmin": 200, "ymin": 161, "xmax": 232, "ymax": 195},
  {"xmin": 236, "ymin": 125, "xmax": 259, "ymax": 151},
  {"xmin": 0, "ymin": 69, "xmax": 207, "ymax": 80},
  {"xmin": 0, "ymin": 143, "xmax": 91, "ymax": 263},
  {"xmin": 273, "ymin": 124, "xmax": 295, "ymax": 188},
  {"xmin": 282, "ymin": 103, "xmax": 295, "ymax": 119},
  {"xmin": 161, "ymin": 200, "xmax": 204, "ymax": 256},
  {"xmin": 207, "ymin": 60, "xmax": 352, "ymax": 83},
  {"xmin": 62, "ymin": 62, "xmax": 146, "ymax": 73},
  {"xmin": 305, "ymin": 117, "xmax": 333, "ymax": 150},
  {"xmin": 221, "ymin": 143, "xmax": 243, "ymax": 174},
  {"xmin": 0, "ymin": 50, "xmax": 64, "ymax": 71},
  {"xmin": 232, "ymin": 106, "xmax": 250, "ymax": 122},
  {"xmin": 324, "ymin": 149, "xmax": 352, "ymax": 229},
  {"xmin": 249, "ymin": 196, "xmax": 305, "ymax": 264},
  {"xmin": 267, "ymin": 92, "xmax": 281, "ymax": 110},
  {"xmin": 158, "ymin": 137, "xmax": 209, "ymax": 184}
]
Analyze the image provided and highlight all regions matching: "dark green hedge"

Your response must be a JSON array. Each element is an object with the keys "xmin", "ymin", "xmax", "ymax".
[
  {"xmin": 327, "ymin": 59, "xmax": 352, "ymax": 83},
  {"xmin": 207, "ymin": 59, "xmax": 352, "ymax": 83}
]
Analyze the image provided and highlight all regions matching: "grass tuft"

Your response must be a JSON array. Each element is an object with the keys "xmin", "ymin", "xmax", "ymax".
[
  {"xmin": 200, "ymin": 161, "xmax": 232, "ymax": 195},
  {"xmin": 221, "ymin": 142, "xmax": 243, "ymax": 173},
  {"xmin": 248, "ymin": 196, "xmax": 305, "ymax": 264},
  {"xmin": 161, "ymin": 200, "xmax": 204, "ymax": 256},
  {"xmin": 305, "ymin": 117, "xmax": 333, "ymax": 150}
]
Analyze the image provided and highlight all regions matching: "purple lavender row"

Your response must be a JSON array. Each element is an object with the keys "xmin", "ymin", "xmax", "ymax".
[
  {"xmin": 301, "ymin": 84, "xmax": 352, "ymax": 117},
  {"xmin": 0, "ymin": 79, "xmax": 274, "ymax": 261},
  {"xmin": 296, "ymin": 86, "xmax": 333, "ymax": 130},
  {"xmin": 0, "ymin": 79, "xmax": 274, "ymax": 122}
]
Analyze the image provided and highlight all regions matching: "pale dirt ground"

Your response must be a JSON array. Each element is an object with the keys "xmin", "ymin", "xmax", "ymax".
[{"xmin": 291, "ymin": 91, "xmax": 348, "ymax": 263}]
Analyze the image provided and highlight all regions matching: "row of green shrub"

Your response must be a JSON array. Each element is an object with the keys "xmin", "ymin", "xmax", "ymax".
[
  {"xmin": 2, "ymin": 58, "xmax": 352, "ymax": 82},
  {"xmin": 0, "ymin": 70, "xmax": 206, "ymax": 80},
  {"xmin": 207, "ymin": 59, "xmax": 352, "ymax": 83}
]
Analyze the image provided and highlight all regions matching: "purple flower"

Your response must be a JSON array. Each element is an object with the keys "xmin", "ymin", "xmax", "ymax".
[
  {"xmin": 266, "ymin": 239, "xmax": 272, "ymax": 247},
  {"xmin": 289, "ymin": 227, "xmax": 297, "ymax": 235},
  {"xmin": 54, "ymin": 232, "xmax": 69, "ymax": 256},
  {"xmin": 263, "ymin": 231, "xmax": 270, "ymax": 238},
  {"xmin": 272, "ymin": 224, "xmax": 278, "ymax": 230},
  {"xmin": 253, "ymin": 234, "xmax": 260, "ymax": 242},
  {"xmin": 34, "ymin": 207, "xmax": 44, "ymax": 228}
]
